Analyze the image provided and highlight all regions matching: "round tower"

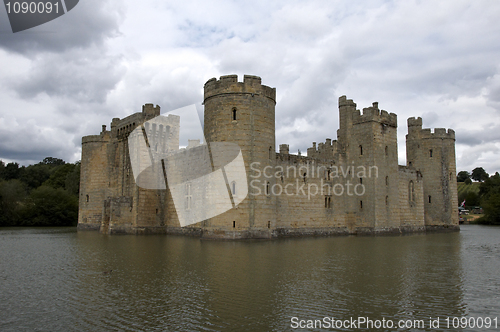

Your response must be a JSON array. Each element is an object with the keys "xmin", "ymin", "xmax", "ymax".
[
  {"xmin": 406, "ymin": 118, "xmax": 459, "ymax": 229},
  {"xmin": 203, "ymin": 74, "xmax": 276, "ymax": 238}
]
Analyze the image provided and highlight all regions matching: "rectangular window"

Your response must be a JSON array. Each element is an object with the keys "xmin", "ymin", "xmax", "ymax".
[
  {"xmin": 185, "ymin": 183, "xmax": 192, "ymax": 210},
  {"xmin": 325, "ymin": 196, "xmax": 332, "ymax": 209}
]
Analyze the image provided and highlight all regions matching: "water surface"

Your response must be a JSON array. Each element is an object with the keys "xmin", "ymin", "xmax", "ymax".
[{"xmin": 0, "ymin": 225, "xmax": 499, "ymax": 331}]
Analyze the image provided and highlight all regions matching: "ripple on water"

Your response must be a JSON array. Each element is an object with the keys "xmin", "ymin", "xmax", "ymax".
[{"xmin": 0, "ymin": 226, "xmax": 499, "ymax": 331}]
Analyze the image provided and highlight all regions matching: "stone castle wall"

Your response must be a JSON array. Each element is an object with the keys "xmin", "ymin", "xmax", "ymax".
[
  {"xmin": 77, "ymin": 75, "xmax": 459, "ymax": 238},
  {"xmin": 406, "ymin": 117, "xmax": 458, "ymax": 229}
]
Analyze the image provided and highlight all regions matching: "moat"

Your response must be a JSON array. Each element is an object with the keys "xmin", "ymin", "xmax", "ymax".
[{"xmin": 1, "ymin": 225, "xmax": 499, "ymax": 331}]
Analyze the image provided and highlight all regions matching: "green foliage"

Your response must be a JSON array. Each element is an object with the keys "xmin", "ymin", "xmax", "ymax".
[
  {"xmin": 0, "ymin": 160, "xmax": 5, "ymax": 179},
  {"xmin": 23, "ymin": 186, "xmax": 78, "ymax": 226},
  {"xmin": 4, "ymin": 162, "xmax": 22, "ymax": 180},
  {"xmin": 464, "ymin": 191, "xmax": 480, "ymax": 206},
  {"xmin": 65, "ymin": 162, "xmax": 80, "ymax": 196},
  {"xmin": 479, "ymin": 193, "xmax": 500, "ymax": 225},
  {"xmin": 472, "ymin": 167, "xmax": 489, "ymax": 182},
  {"xmin": 19, "ymin": 164, "xmax": 52, "ymax": 189},
  {"xmin": 43, "ymin": 163, "xmax": 76, "ymax": 190},
  {"xmin": 478, "ymin": 173, "xmax": 500, "ymax": 197},
  {"xmin": 0, "ymin": 157, "xmax": 80, "ymax": 227},
  {"xmin": 457, "ymin": 181, "xmax": 480, "ymax": 198},
  {"xmin": 464, "ymin": 178, "xmax": 472, "ymax": 185},
  {"xmin": 458, "ymin": 180, "xmax": 481, "ymax": 207},
  {"xmin": 457, "ymin": 171, "xmax": 471, "ymax": 182},
  {"xmin": 477, "ymin": 173, "xmax": 500, "ymax": 225},
  {"xmin": 41, "ymin": 157, "xmax": 66, "ymax": 166},
  {"xmin": 0, "ymin": 179, "xmax": 27, "ymax": 226}
]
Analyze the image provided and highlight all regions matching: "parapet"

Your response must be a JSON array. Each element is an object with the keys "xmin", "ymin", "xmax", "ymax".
[
  {"xmin": 407, "ymin": 117, "xmax": 423, "ymax": 128},
  {"xmin": 82, "ymin": 134, "xmax": 109, "ymax": 144},
  {"xmin": 204, "ymin": 74, "xmax": 276, "ymax": 103},
  {"xmin": 305, "ymin": 138, "xmax": 338, "ymax": 162},
  {"xmin": 243, "ymin": 75, "xmax": 262, "ymax": 86},
  {"xmin": 419, "ymin": 128, "xmax": 455, "ymax": 139},
  {"xmin": 111, "ymin": 112, "xmax": 144, "ymax": 139},
  {"xmin": 407, "ymin": 116, "xmax": 454, "ymax": 139},
  {"xmin": 339, "ymin": 95, "xmax": 356, "ymax": 108},
  {"xmin": 279, "ymin": 144, "xmax": 289, "ymax": 154},
  {"xmin": 142, "ymin": 104, "xmax": 161, "ymax": 118},
  {"xmin": 352, "ymin": 102, "xmax": 397, "ymax": 127}
]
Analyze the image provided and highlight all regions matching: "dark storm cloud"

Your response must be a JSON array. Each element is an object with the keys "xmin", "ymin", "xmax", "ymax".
[
  {"xmin": 456, "ymin": 125, "xmax": 500, "ymax": 147},
  {"xmin": 0, "ymin": 121, "xmax": 75, "ymax": 164},
  {"xmin": 12, "ymin": 48, "xmax": 126, "ymax": 103},
  {"xmin": 0, "ymin": 0, "xmax": 127, "ymax": 166},
  {"xmin": 0, "ymin": 0, "xmax": 123, "ymax": 55},
  {"xmin": 0, "ymin": 99, "xmax": 117, "ymax": 165}
]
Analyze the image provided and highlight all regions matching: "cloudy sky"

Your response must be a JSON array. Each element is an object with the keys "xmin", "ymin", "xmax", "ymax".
[{"xmin": 0, "ymin": 0, "xmax": 499, "ymax": 174}]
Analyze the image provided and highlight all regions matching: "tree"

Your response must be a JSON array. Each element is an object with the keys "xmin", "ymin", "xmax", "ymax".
[
  {"xmin": 0, "ymin": 160, "xmax": 5, "ymax": 180},
  {"xmin": 472, "ymin": 167, "xmax": 489, "ymax": 182},
  {"xmin": 4, "ymin": 162, "xmax": 21, "ymax": 180},
  {"xmin": 457, "ymin": 171, "xmax": 471, "ymax": 182},
  {"xmin": 64, "ymin": 162, "xmax": 80, "ymax": 196},
  {"xmin": 19, "ymin": 164, "xmax": 52, "ymax": 189},
  {"xmin": 0, "ymin": 157, "xmax": 80, "ymax": 227},
  {"xmin": 23, "ymin": 186, "xmax": 78, "ymax": 226},
  {"xmin": 478, "ymin": 173, "xmax": 500, "ymax": 225},
  {"xmin": 464, "ymin": 191, "xmax": 480, "ymax": 207},
  {"xmin": 43, "ymin": 163, "xmax": 76, "ymax": 190},
  {"xmin": 464, "ymin": 178, "xmax": 472, "ymax": 185},
  {"xmin": 41, "ymin": 157, "xmax": 65, "ymax": 166},
  {"xmin": 0, "ymin": 179, "xmax": 27, "ymax": 226},
  {"xmin": 480, "ymin": 193, "xmax": 500, "ymax": 225}
]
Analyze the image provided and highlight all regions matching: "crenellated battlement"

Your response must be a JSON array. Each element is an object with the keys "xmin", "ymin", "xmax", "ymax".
[
  {"xmin": 107, "ymin": 104, "xmax": 176, "ymax": 140},
  {"xmin": 419, "ymin": 128, "xmax": 456, "ymax": 139},
  {"xmin": 407, "ymin": 117, "xmax": 423, "ymax": 128},
  {"xmin": 142, "ymin": 103, "xmax": 161, "ymax": 118},
  {"xmin": 276, "ymin": 152, "xmax": 311, "ymax": 164},
  {"xmin": 204, "ymin": 74, "xmax": 276, "ymax": 103},
  {"xmin": 407, "ymin": 117, "xmax": 455, "ymax": 139},
  {"xmin": 279, "ymin": 144, "xmax": 289, "ymax": 154},
  {"xmin": 82, "ymin": 134, "xmax": 109, "ymax": 144},
  {"xmin": 351, "ymin": 102, "xmax": 397, "ymax": 127},
  {"xmin": 338, "ymin": 95, "xmax": 356, "ymax": 108},
  {"xmin": 111, "ymin": 113, "xmax": 142, "ymax": 139},
  {"xmin": 305, "ymin": 138, "xmax": 338, "ymax": 161}
]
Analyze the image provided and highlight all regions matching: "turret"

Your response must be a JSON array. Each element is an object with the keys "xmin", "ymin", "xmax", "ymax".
[
  {"xmin": 142, "ymin": 103, "xmax": 161, "ymax": 119},
  {"xmin": 406, "ymin": 117, "xmax": 458, "ymax": 228},
  {"xmin": 337, "ymin": 95, "xmax": 357, "ymax": 150},
  {"xmin": 203, "ymin": 74, "xmax": 276, "ymax": 237},
  {"xmin": 338, "ymin": 97, "xmax": 399, "ymax": 230},
  {"xmin": 279, "ymin": 144, "xmax": 289, "ymax": 154}
]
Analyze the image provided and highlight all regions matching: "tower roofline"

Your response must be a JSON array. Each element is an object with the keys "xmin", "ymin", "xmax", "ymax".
[{"xmin": 204, "ymin": 74, "xmax": 276, "ymax": 104}]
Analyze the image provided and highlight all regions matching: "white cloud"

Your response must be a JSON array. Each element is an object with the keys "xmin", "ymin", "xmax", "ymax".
[{"xmin": 0, "ymin": 0, "xmax": 499, "ymax": 176}]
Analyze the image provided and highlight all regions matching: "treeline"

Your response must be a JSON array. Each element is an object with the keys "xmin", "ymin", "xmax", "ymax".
[
  {"xmin": 0, "ymin": 157, "xmax": 80, "ymax": 227},
  {"xmin": 457, "ymin": 167, "xmax": 500, "ymax": 225}
]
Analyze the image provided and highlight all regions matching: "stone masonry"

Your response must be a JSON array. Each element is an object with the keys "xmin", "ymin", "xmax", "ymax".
[{"xmin": 77, "ymin": 74, "xmax": 459, "ymax": 238}]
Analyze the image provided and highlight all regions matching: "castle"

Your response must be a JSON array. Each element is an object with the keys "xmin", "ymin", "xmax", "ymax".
[{"xmin": 77, "ymin": 74, "xmax": 459, "ymax": 238}]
